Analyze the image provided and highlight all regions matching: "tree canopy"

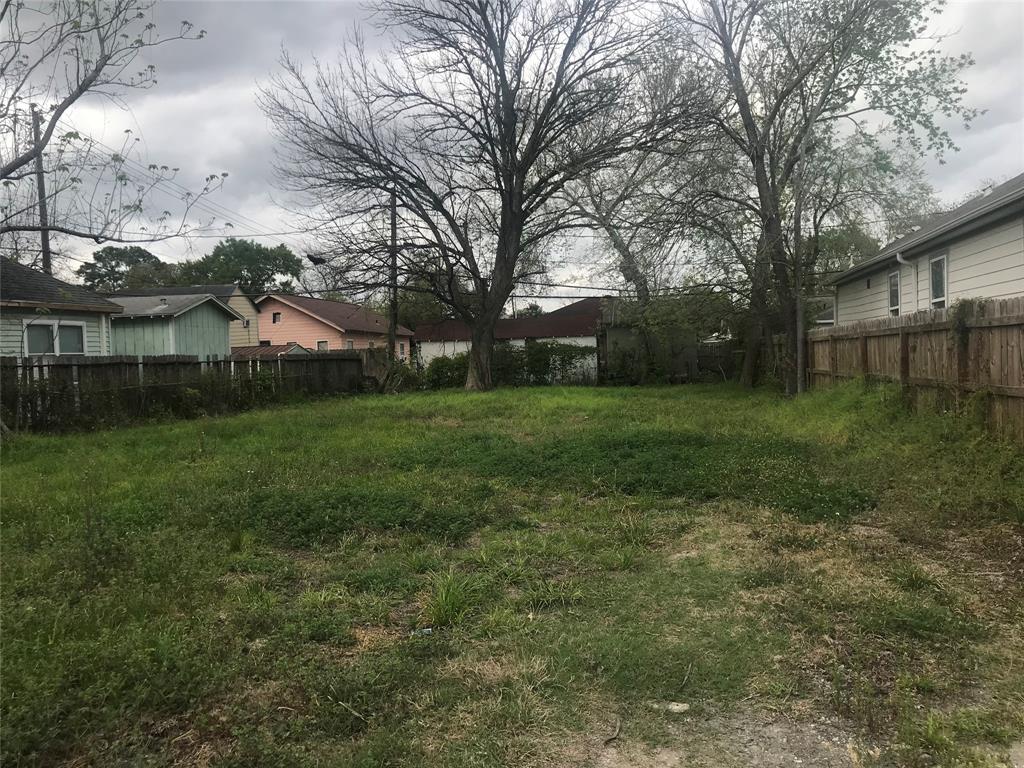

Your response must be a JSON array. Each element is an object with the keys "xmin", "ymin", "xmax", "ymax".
[
  {"xmin": 176, "ymin": 238, "xmax": 303, "ymax": 295},
  {"xmin": 76, "ymin": 246, "xmax": 161, "ymax": 292}
]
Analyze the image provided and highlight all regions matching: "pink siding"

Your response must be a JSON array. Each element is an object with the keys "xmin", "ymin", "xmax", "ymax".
[{"xmin": 258, "ymin": 297, "xmax": 410, "ymax": 358}]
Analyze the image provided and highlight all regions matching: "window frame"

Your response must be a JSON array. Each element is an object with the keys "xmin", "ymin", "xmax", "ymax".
[
  {"xmin": 887, "ymin": 270, "xmax": 901, "ymax": 317},
  {"xmin": 272, "ymin": 312, "xmax": 282, "ymax": 324},
  {"xmin": 22, "ymin": 319, "xmax": 88, "ymax": 356},
  {"xmin": 346, "ymin": 340, "xmax": 354, "ymax": 350},
  {"xmin": 316, "ymin": 340, "xmax": 329, "ymax": 351},
  {"xmin": 929, "ymin": 253, "xmax": 947, "ymax": 308}
]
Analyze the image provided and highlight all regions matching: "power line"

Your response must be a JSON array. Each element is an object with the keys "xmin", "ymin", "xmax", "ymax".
[{"xmin": 57, "ymin": 121, "xmax": 311, "ymax": 254}]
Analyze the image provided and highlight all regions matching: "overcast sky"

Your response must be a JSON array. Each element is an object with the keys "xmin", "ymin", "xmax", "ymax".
[{"xmin": 65, "ymin": 0, "xmax": 1024, "ymax": 303}]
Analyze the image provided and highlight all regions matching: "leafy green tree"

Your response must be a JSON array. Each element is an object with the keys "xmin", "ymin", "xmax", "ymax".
[
  {"xmin": 517, "ymin": 303, "xmax": 544, "ymax": 318},
  {"xmin": 680, "ymin": 0, "xmax": 977, "ymax": 391},
  {"xmin": 76, "ymin": 246, "xmax": 162, "ymax": 292},
  {"xmin": 122, "ymin": 260, "xmax": 181, "ymax": 290},
  {"xmin": 176, "ymin": 238, "xmax": 303, "ymax": 294}
]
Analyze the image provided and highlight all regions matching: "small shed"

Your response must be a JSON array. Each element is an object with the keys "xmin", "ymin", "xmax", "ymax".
[
  {"xmin": 112, "ymin": 284, "xmax": 261, "ymax": 346},
  {"xmin": 109, "ymin": 294, "xmax": 244, "ymax": 360}
]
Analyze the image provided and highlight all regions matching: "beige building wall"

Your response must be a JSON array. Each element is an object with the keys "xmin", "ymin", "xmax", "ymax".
[
  {"xmin": 836, "ymin": 215, "xmax": 1024, "ymax": 324},
  {"xmin": 227, "ymin": 288, "xmax": 261, "ymax": 347}
]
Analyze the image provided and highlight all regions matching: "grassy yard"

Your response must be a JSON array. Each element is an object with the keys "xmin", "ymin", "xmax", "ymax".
[{"xmin": 2, "ymin": 383, "xmax": 1022, "ymax": 767}]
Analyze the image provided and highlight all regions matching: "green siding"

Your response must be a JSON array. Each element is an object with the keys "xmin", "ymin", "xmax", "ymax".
[
  {"xmin": 172, "ymin": 301, "xmax": 231, "ymax": 360},
  {"xmin": 0, "ymin": 310, "xmax": 108, "ymax": 356},
  {"xmin": 111, "ymin": 317, "xmax": 172, "ymax": 356}
]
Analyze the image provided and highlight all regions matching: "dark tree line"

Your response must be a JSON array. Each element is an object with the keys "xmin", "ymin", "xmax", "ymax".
[{"xmin": 76, "ymin": 238, "xmax": 303, "ymax": 295}]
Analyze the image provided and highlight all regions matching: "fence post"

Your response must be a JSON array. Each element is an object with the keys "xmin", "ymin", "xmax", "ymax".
[
  {"xmin": 898, "ymin": 330, "xmax": 910, "ymax": 386},
  {"xmin": 829, "ymin": 336, "xmax": 838, "ymax": 385}
]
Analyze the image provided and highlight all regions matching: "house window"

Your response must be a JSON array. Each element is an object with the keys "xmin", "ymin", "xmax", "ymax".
[
  {"xmin": 930, "ymin": 255, "xmax": 946, "ymax": 308},
  {"xmin": 272, "ymin": 312, "xmax": 282, "ymax": 324},
  {"xmin": 399, "ymin": 342, "xmax": 405, "ymax": 358},
  {"xmin": 317, "ymin": 340, "xmax": 329, "ymax": 351},
  {"xmin": 368, "ymin": 341, "xmax": 375, "ymax": 349},
  {"xmin": 888, "ymin": 271, "xmax": 900, "ymax": 316},
  {"xmin": 259, "ymin": 340, "xmax": 271, "ymax": 346},
  {"xmin": 346, "ymin": 340, "xmax": 354, "ymax": 350},
  {"xmin": 242, "ymin": 319, "xmax": 250, "ymax": 328},
  {"xmin": 59, "ymin": 325, "xmax": 85, "ymax": 354},
  {"xmin": 25, "ymin": 322, "xmax": 85, "ymax": 355},
  {"xmin": 26, "ymin": 325, "xmax": 54, "ymax": 354},
  {"xmin": 866, "ymin": 277, "xmax": 871, "ymax": 289}
]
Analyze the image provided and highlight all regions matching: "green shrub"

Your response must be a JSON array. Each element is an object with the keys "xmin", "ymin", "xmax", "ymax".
[
  {"xmin": 424, "ymin": 354, "xmax": 469, "ymax": 389},
  {"xmin": 423, "ymin": 341, "xmax": 594, "ymax": 389}
]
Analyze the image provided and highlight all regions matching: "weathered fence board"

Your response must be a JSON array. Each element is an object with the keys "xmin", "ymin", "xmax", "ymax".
[
  {"xmin": 0, "ymin": 352, "xmax": 363, "ymax": 432},
  {"xmin": 803, "ymin": 297, "xmax": 1024, "ymax": 443}
]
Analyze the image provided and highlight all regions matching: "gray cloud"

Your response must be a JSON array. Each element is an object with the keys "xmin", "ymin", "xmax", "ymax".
[
  {"xmin": 919, "ymin": 0, "xmax": 1024, "ymax": 200},
  {"xmin": 61, "ymin": 0, "xmax": 1023, "ymax": 287}
]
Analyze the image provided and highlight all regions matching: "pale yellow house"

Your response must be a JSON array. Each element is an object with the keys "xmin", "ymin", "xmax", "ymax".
[
  {"xmin": 110, "ymin": 284, "xmax": 260, "ymax": 347},
  {"xmin": 832, "ymin": 172, "xmax": 1024, "ymax": 324}
]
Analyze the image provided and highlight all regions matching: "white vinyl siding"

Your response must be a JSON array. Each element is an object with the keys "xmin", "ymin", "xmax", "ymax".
[
  {"xmin": 837, "ymin": 215, "xmax": 1024, "ymax": 325},
  {"xmin": 914, "ymin": 217, "xmax": 1024, "ymax": 308},
  {"xmin": 835, "ymin": 262, "xmax": 914, "ymax": 324}
]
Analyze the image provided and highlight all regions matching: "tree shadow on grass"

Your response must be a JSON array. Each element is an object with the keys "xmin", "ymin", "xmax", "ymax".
[{"xmin": 396, "ymin": 426, "xmax": 873, "ymax": 523}]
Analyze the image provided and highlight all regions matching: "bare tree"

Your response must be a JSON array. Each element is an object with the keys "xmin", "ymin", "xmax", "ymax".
[
  {"xmin": 674, "ymin": 0, "xmax": 978, "ymax": 392},
  {"xmin": 1, "ymin": 0, "xmax": 225, "ymax": 267},
  {"xmin": 262, "ymin": 0, "xmax": 692, "ymax": 389}
]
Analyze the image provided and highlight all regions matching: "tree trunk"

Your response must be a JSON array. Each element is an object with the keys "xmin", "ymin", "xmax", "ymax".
[
  {"xmin": 739, "ymin": 315, "xmax": 762, "ymax": 388},
  {"xmin": 770, "ymin": 246, "xmax": 799, "ymax": 395},
  {"xmin": 465, "ymin": 321, "xmax": 495, "ymax": 391}
]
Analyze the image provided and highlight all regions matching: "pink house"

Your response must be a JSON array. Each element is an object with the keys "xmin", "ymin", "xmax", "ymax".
[{"xmin": 256, "ymin": 294, "xmax": 413, "ymax": 359}]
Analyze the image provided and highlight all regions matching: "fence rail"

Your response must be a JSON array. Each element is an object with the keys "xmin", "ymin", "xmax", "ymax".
[
  {"xmin": 1, "ymin": 352, "xmax": 364, "ymax": 432},
  {"xmin": 800, "ymin": 297, "xmax": 1024, "ymax": 443}
]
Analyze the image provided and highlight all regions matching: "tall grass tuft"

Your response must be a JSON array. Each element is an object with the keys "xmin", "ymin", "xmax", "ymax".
[{"xmin": 419, "ymin": 567, "xmax": 486, "ymax": 627}]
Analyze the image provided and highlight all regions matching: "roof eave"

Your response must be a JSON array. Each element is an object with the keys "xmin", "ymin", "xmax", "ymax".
[
  {"xmin": 255, "ymin": 293, "xmax": 348, "ymax": 333},
  {"xmin": 832, "ymin": 194, "xmax": 1024, "ymax": 287},
  {"xmin": 1, "ymin": 299, "xmax": 122, "ymax": 314}
]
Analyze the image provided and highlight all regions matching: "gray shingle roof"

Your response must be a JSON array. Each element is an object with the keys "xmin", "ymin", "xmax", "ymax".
[
  {"xmin": 414, "ymin": 297, "xmax": 601, "ymax": 341},
  {"xmin": 833, "ymin": 171, "xmax": 1024, "ymax": 285},
  {"xmin": 0, "ymin": 259, "xmax": 122, "ymax": 312},
  {"xmin": 109, "ymin": 293, "xmax": 244, "ymax": 320}
]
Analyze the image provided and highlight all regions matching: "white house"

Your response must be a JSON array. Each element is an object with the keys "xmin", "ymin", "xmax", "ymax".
[
  {"xmin": 414, "ymin": 297, "xmax": 602, "ymax": 374},
  {"xmin": 832, "ymin": 172, "xmax": 1024, "ymax": 324}
]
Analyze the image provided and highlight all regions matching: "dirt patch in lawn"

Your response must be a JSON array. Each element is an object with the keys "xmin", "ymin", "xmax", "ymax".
[{"xmin": 584, "ymin": 708, "xmax": 871, "ymax": 768}]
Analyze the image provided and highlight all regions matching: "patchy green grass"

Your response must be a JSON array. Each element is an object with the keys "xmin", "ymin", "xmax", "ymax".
[{"xmin": 2, "ymin": 383, "xmax": 1022, "ymax": 767}]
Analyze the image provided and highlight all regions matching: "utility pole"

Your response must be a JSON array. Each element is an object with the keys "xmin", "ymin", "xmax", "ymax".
[
  {"xmin": 794, "ymin": 129, "xmax": 811, "ymax": 394},
  {"xmin": 31, "ymin": 107, "xmax": 52, "ymax": 274},
  {"xmin": 387, "ymin": 187, "xmax": 398, "ymax": 362}
]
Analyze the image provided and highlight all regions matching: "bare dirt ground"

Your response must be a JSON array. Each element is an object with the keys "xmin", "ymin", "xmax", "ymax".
[{"xmin": 584, "ymin": 709, "xmax": 867, "ymax": 768}]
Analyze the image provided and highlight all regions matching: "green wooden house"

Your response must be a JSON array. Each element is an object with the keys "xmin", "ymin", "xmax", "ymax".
[
  {"xmin": 1, "ymin": 259, "xmax": 122, "ymax": 356},
  {"xmin": 108, "ymin": 294, "xmax": 244, "ymax": 360}
]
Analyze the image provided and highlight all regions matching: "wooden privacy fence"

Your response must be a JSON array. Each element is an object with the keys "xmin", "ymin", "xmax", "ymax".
[
  {"xmin": 0, "ymin": 352, "xmax": 364, "ymax": 432},
  {"xmin": 804, "ymin": 297, "xmax": 1024, "ymax": 443}
]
